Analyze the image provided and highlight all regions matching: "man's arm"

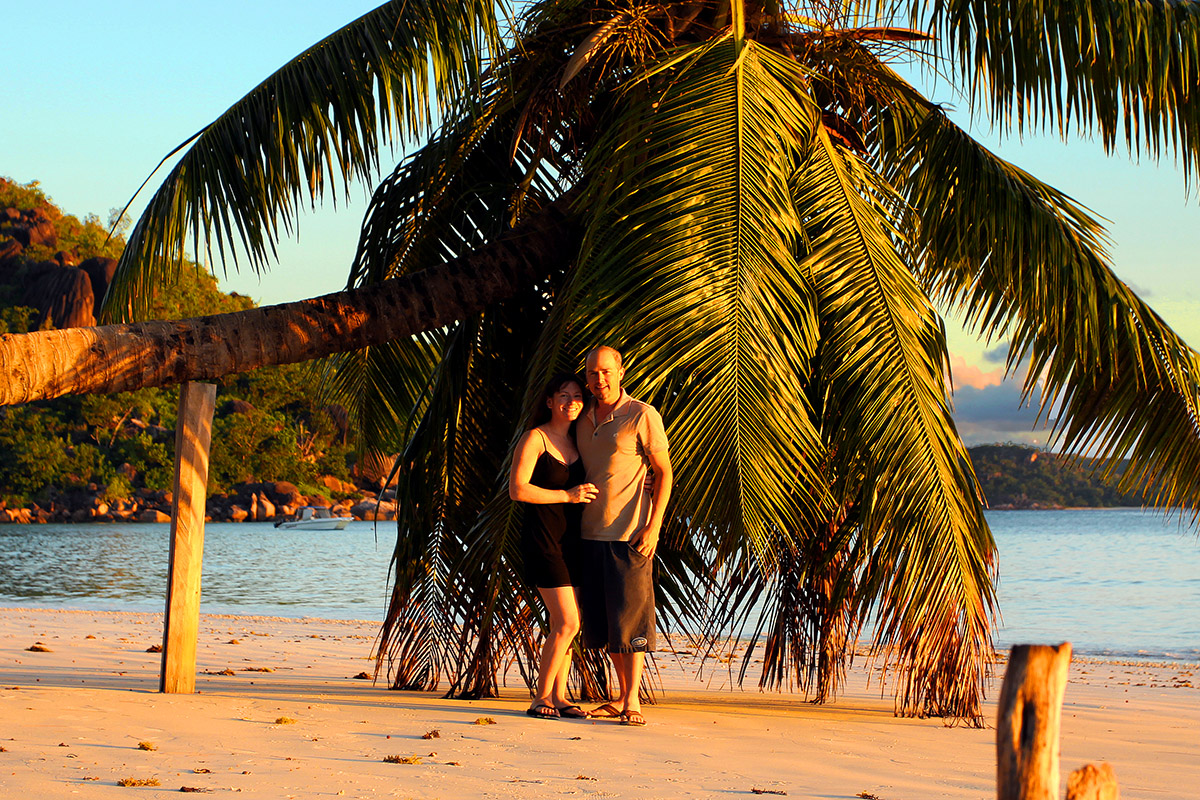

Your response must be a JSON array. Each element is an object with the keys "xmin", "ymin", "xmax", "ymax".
[{"xmin": 632, "ymin": 448, "xmax": 672, "ymax": 557}]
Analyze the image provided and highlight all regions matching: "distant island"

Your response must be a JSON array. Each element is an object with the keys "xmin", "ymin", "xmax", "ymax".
[{"xmin": 969, "ymin": 443, "xmax": 1141, "ymax": 509}]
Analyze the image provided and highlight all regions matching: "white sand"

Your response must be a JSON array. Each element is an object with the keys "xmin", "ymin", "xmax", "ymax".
[{"xmin": 0, "ymin": 607, "xmax": 1195, "ymax": 798}]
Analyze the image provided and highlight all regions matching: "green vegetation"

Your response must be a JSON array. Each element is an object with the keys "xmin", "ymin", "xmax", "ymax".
[
  {"xmin": 970, "ymin": 445, "xmax": 1143, "ymax": 509},
  {"xmin": 0, "ymin": 177, "xmax": 357, "ymax": 508}
]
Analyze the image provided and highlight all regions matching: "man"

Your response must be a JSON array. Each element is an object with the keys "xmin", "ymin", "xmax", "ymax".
[{"xmin": 576, "ymin": 345, "xmax": 673, "ymax": 727}]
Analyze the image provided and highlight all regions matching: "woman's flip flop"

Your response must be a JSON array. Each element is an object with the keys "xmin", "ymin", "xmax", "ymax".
[
  {"xmin": 620, "ymin": 710, "xmax": 646, "ymax": 727},
  {"xmin": 556, "ymin": 704, "xmax": 589, "ymax": 719}
]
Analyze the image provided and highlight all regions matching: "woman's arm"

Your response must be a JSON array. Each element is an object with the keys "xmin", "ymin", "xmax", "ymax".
[{"xmin": 508, "ymin": 430, "xmax": 596, "ymax": 504}]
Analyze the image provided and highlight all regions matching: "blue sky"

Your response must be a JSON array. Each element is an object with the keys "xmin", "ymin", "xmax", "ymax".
[{"xmin": 5, "ymin": 1, "xmax": 1199, "ymax": 445}]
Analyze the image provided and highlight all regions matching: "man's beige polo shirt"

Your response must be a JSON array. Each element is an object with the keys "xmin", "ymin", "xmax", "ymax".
[{"xmin": 576, "ymin": 392, "xmax": 669, "ymax": 542}]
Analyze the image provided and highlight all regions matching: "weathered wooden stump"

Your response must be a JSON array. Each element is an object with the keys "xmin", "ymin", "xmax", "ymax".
[
  {"xmin": 996, "ymin": 643, "xmax": 1073, "ymax": 800},
  {"xmin": 1066, "ymin": 763, "xmax": 1119, "ymax": 800}
]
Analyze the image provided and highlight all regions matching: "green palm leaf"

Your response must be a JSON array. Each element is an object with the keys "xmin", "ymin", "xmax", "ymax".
[
  {"xmin": 104, "ymin": 0, "xmax": 500, "ymax": 321},
  {"xmin": 379, "ymin": 281, "xmax": 561, "ymax": 693},
  {"xmin": 914, "ymin": 0, "xmax": 1200, "ymax": 176},
  {"xmin": 797, "ymin": 126, "xmax": 995, "ymax": 721},
  {"xmin": 318, "ymin": 332, "xmax": 442, "ymax": 458},
  {"xmin": 561, "ymin": 37, "xmax": 829, "ymax": 568},
  {"xmin": 893, "ymin": 105, "xmax": 1200, "ymax": 516},
  {"xmin": 378, "ymin": 313, "xmax": 510, "ymax": 690}
]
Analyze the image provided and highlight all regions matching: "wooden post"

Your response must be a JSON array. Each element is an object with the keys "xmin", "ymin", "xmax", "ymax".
[
  {"xmin": 1066, "ymin": 763, "xmax": 1119, "ymax": 800},
  {"xmin": 996, "ymin": 643, "xmax": 1072, "ymax": 800},
  {"xmin": 160, "ymin": 381, "xmax": 217, "ymax": 693}
]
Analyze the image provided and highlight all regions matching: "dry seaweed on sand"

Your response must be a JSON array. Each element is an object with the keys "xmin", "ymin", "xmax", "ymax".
[
  {"xmin": 117, "ymin": 777, "xmax": 161, "ymax": 787},
  {"xmin": 421, "ymin": 729, "xmax": 440, "ymax": 739},
  {"xmin": 472, "ymin": 717, "xmax": 497, "ymax": 725},
  {"xmin": 137, "ymin": 741, "xmax": 157, "ymax": 751},
  {"xmin": 383, "ymin": 755, "xmax": 423, "ymax": 764}
]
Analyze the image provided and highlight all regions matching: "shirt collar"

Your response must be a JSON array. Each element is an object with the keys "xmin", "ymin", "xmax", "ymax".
[{"xmin": 589, "ymin": 390, "xmax": 632, "ymax": 427}]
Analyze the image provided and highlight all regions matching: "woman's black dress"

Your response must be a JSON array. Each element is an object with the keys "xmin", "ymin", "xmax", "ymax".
[{"xmin": 521, "ymin": 447, "xmax": 586, "ymax": 588}]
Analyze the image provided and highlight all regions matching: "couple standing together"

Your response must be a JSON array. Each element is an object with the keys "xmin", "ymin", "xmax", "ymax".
[{"xmin": 509, "ymin": 346, "xmax": 672, "ymax": 727}]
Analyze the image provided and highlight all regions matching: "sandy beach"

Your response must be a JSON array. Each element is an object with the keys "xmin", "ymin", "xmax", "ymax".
[{"xmin": 0, "ymin": 607, "xmax": 1195, "ymax": 799}]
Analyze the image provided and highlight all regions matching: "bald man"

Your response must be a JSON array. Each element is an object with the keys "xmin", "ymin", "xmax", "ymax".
[{"xmin": 576, "ymin": 345, "xmax": 673, "ymax": 727}]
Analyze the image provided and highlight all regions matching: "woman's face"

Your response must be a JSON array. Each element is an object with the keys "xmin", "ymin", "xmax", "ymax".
[{"xmin": 546, "ymin": 381, "xmax": 585, "ymax": 423}]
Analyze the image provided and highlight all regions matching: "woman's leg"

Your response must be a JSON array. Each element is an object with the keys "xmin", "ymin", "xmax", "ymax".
[
  {"xmin": 534, "ymin": 586, "xmax": 581, "ymax": 707},
  {"xmin": 548, "ymin": 587, "xmax": 584, "ymax": 706}
]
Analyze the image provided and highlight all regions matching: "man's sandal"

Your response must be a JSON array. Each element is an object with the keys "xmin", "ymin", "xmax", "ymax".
[{"xmin": 525, "ymin": 703, "xmax": 560, "ymax": 720}]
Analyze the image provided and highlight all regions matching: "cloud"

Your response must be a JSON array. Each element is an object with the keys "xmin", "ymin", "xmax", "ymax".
[
  {"xmin": 982, "ymin": 343, "xmax": 1011, "ymax": 364},
  {"xmin": 1126, "ymin": 280, "xmax": 1153, "ymax": 298},
  {"xmin": 949, "ymin": 373, "xmax": 1054, "ymax": 447},
  {"xmin": 949, "ymin": 353, "xmax": 1007, "ymax": 390}
]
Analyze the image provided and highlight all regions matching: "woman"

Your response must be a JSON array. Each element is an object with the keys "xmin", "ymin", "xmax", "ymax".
[{"xmin": 509, "ymin": 373, "xmax": 598, "ymax": 720}]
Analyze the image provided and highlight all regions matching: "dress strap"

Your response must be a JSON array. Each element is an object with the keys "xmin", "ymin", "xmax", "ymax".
[{"xmin": 536, "ymin": 428, "xmax": 550, "ymax": 453}]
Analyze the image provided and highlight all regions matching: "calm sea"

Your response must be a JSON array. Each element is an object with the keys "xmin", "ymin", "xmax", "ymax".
[{"xmin": 0, "ymin": 508, "xmax": 1196, "ymax": 662}]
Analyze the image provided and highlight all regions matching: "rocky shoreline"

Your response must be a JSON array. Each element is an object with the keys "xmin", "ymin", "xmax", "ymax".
[{"xmin": 0, "ymin": 476, "xmax": 397, "ymax": 524}]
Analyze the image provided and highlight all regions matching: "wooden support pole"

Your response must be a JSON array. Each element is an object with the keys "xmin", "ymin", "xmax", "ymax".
[
  {"xmin": 160, "ymin": 381, "xmax": 217, "ymax": 694},
  {"xmin": 996, "ymin": 643, "xmax": 1073, "ymax": 800}
]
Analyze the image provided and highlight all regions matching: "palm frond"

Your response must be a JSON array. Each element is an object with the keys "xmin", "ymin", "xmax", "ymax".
[
  {"xmin": 318, "ymin": 332, "xmax": 442, "ymax": 458},
  {"xmin": 377, "ymin": 317, "xmax": 492, "ymax": 690},
  {"xmin": 797, "ymin": 126, "xmax": 995, "ymax": 723},
  {"xmin": 913, "ymin": 0, "xmax": 1200, "ymax": 178},
  {"xmin": 561, "ymin": 38, "xmax": 829, "ymax": 569},
  {"xmin": 104, "ymin": 0, "xmax": 500, "ymax": 321},
  {"xmin": 377, "ymin": 280, "xmax": 560, "ymax": 693},
  {"xmin": 892, "ymin": 105, "xmax": 1200, "ymax": 517},
  {"xmin": 347, "ymin": 48, "xmax": 586, "ymax": 288}
]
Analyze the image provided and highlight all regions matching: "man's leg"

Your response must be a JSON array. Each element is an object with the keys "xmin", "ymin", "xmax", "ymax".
[
  {"xmin": 614, "ymin": 651, "xmax": 644, "ymax": 715},
  {"xmin": 608, "ymin": 543, "xmax": 654, "ymax": 722}
]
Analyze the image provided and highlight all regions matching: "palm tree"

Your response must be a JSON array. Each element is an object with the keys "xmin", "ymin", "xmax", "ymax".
[{"xmin": 5, "ymin": 0, "xmax": 1200, "ymax": 724}]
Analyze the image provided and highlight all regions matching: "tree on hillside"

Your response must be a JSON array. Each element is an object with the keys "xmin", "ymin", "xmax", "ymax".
[{"xmin": 3, "ymin": 0, "xmax": 1200, "ymax": 723}]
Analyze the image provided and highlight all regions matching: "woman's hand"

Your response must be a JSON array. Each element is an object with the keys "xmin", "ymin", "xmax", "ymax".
[{"xmin": 567, "ymin": 483, "xmax": 598, "ymax": 504}]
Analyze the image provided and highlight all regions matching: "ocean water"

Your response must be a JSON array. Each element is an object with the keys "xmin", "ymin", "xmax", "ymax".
[
  {"xmin": 988, "ymin": 508, "xmax": 1200, "ymax": 661},
  {"xmin": 0, "ymin": 509, "xmax": 1197, "ymax": 662}
]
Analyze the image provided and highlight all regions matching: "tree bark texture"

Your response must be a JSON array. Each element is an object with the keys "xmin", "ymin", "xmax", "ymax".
[
  {"xmin": 0, "ymin": 197, "xmax": 582, "ymax": 406},
  {"xmin": 996, "ymin": 642, "xmax": 1073, "ymax": 800}
]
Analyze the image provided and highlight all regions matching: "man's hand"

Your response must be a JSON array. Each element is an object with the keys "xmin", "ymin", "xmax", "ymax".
[{"xmin": 631, "ymin": 525, "xmax": 658, "ymax": 558}]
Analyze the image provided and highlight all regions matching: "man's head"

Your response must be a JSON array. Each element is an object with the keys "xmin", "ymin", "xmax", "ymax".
[{"xmin": 585, "ymin": 346, "xmax": 624, "ymax": 406}]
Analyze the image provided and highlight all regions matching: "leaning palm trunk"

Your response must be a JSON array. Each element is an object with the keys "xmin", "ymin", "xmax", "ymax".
[{"xmin": 0, "ymin": 198, "xmax": 581, "ymax": 406}]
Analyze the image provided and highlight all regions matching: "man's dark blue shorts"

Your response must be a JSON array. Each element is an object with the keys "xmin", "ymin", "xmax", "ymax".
[{"xmin": 579, "ymin": 540, "xmax": 656, "ymax": 654}]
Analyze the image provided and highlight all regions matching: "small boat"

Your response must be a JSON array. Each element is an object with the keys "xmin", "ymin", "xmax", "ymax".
[{"xmin": 274, "ymin": 506, "xmax": 350, "ymax": 530}]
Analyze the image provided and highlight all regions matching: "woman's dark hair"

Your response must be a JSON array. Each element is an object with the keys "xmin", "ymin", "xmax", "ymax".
[{"xmin": 530, "ymin": 372, "xmax": 585, "ymax": 427}]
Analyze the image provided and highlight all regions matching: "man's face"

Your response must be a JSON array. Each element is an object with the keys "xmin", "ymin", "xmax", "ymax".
[{"xmin": 586, "ymin": 349, "xmax": 624, "ymax": 405}]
